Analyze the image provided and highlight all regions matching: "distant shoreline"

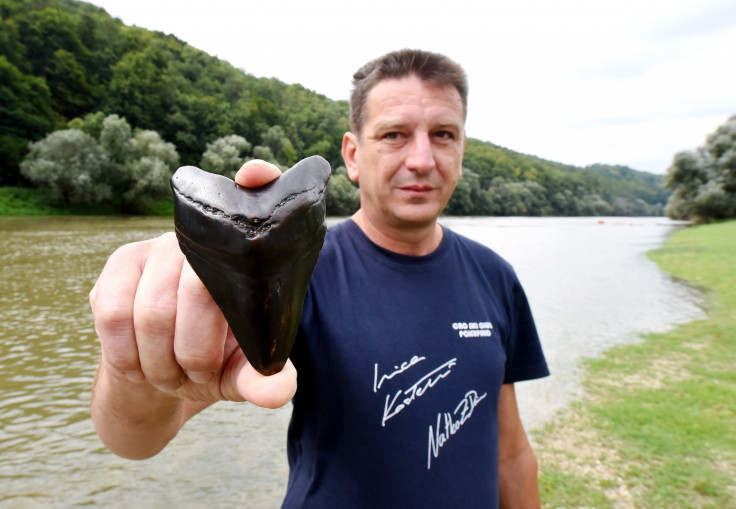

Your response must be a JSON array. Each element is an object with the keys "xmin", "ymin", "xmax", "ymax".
[
  {"xmin": 1, "ymin": 186, "xmax": 668, "ymax": 219},
  {"xmin": 0, "ymin": 186, "xmax": 173, "ymax": 216}
]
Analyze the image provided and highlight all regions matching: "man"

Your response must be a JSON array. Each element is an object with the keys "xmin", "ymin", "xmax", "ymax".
[{"xmin": 90, "ymin": 49, "xmax": 549, "ymax": 507}]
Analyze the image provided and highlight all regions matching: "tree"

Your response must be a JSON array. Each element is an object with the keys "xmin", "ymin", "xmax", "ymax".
[
  {"xmin": 261, "ymin": 125, "xmax": 297, "ymax": 166},
  {"xmin": 123, "ymin": 155, "xmax": 173, "ymax": 213},
  {"xmin": 106, "ymin": 45, "xmax": 172, "ymax": 129},
  {"xmin": 47, "ymin": 48, "xmax": 92, "ymax": 119},
  {"xmin": 0, "ymin": 55, "xmax": 57, "ymax": 184},
  {"xmin": 120, "ymin": 128, "xmax": 180, "ymax": 213},
  {"xmin": 665, "ymin": 115, "xmax": 736, "ymax": 222},
  {"xmin": 100, "ymin": 113, "xmax": 134, "ymax": 164},
  {"xmin": 252, "ymin": 145, "xmax": 279, "ymax": 166},
  {"xmin": 133, "ymin": 129, "xmax": 179, "ymax": 169},
  {"xmin": 326, "ymin": 166, "xmax": 360, "ymax": 216},
  {"xmin": 67, "ymin": 110, "xmax": 106, "ymax": 139},
  {"xmin": 445, "ymin": 168, "xmax": 491, "ymax": 215},
  {"xmin": 444, "ymin": 171, "xmax": 473, "ymax": 215},
  {"xmin": 485, "ymin": 177, "xmax": 551, "ymax": 216},
  {"xmin": 704, "ymin": 115, "xmax": 736, "ymax": 194},
  {"xmin": 19, "ymin": 113, "xmax": 179, "ymax": 212},
  {"xmin": 20, "ymin": 129, "xmax": 111, "ymax": 204},
  {"xmin": 200, "ymin": 134, "xmax": 252, "ymax": 178}
]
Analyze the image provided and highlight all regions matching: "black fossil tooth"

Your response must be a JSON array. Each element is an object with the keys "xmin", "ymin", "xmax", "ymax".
[{"xmin": 170, "ymin": 156, "xmax": 331, "ymax": 376}]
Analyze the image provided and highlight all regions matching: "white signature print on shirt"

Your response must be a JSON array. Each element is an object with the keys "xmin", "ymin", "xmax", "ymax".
[
  {"xmin": 373, "ymin": 355, "xmax": 426, "ymax": 393},
  {"xmin": 377, "ymin": 357, "xmax": 457, "ymax": 427},
  {"xmin": 427, "ymin": 389, "xmax": 488, "ymax": 469}
]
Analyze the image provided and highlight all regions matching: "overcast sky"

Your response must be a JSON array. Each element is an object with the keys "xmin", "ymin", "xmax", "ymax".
[{"xmin": 87, "ymin": 0, "xmax": 736, "ymax": 174}]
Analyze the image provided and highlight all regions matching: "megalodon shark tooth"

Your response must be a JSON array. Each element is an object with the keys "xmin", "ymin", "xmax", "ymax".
[{"xmin": 170, "ymin": 156, "xmax": 331, "ymax": 375}]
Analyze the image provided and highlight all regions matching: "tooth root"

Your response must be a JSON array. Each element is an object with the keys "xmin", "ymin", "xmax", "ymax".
[{"xmin": 171, "ymin": 156, "xmax": 331, "ymax": 376}]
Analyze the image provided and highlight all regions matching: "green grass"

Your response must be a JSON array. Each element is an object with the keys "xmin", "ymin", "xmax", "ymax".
[
  {"xmin": 535, "ymin": 220, "xmax": 736, "ymax": 508},
  {"xmin": 0, "ymin": 186, "xmax": 173, "ymax": 216},
  {"xmin": 0, "ymin": 186, "xmax": 70, "ymax": 215},
  {"xmin": 144, "ymin": 196, "xmax": 175, "ymax": 216}
]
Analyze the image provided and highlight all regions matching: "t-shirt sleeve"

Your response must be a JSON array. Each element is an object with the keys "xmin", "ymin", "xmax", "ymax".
[{"xmin": 502, "ymin": 277, "xmax": 550, "ymax": 384}]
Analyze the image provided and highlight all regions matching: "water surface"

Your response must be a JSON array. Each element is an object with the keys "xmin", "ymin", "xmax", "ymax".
[
  {"xmin": 0, "ymin": 216, "xmax": 704, "ymax": 507},
  {"xmin": 441, "ymin": 217, "xmax": 705, "ymax": 428}
]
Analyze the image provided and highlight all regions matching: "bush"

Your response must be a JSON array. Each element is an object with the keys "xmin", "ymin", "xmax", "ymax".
[
  {"xmin": 20, "ymin": 129, "xmax": 112, "ymax": 204},
  {"xmin": 19, "ymin": 113, "xmax": 179, "ymax": 213}
]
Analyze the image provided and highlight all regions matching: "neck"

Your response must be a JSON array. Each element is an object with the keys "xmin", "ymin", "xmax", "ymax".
[{"xmin": 351, "ymin": 209, "xmax": 443, "ymax": 256}]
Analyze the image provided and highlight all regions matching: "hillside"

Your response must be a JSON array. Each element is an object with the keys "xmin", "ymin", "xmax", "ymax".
[{"xmin": 1, "ymin": 0, "xmax": 667, "ymax": 215}]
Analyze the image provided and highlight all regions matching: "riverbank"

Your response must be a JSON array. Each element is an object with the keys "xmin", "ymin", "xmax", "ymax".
[
  {"xmin": 0, "ymin": 186, "xmax": 173, "ymax": 216},
  {"xmin": 534, "ymin": 220, "xmax": 736, "ymax": 508}
]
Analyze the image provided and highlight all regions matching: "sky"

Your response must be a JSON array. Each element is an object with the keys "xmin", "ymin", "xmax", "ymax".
[{"xmin": 87, "ymin": 0, "xmax": 736, "ymax": 174}]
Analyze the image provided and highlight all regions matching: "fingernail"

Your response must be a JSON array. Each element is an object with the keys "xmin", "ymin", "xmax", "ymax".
[{"xmin": 241, "ymin": 159, "xmax": 267, "ymax": 168}]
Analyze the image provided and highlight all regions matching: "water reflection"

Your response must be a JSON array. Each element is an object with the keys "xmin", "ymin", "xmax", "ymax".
[{"xmin": 0, "ymin": 216, "xmax": 704, "ymax": 507}]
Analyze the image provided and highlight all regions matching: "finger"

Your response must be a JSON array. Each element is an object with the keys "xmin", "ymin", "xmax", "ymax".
[
  {"xmin": 92, "ymin": 240, "xmax": 150, "ymax": 382},
  {"xmin": 236, "ymin": 358, "xmax": 298, "ymax": 409},
  {"xmin": 235, "ymin": 159, "xmax": 282, "ymax": 188},
  {"xmin": 174, "ymin": 261, "xmax": 229, "ymax": 383},
  {"xmin": 133, "ymin": 233, "xmax": 186, "ymax": 391},
  {"xmin": 89, "ymin": 282, "xmax": 97, "ymax": 310}
]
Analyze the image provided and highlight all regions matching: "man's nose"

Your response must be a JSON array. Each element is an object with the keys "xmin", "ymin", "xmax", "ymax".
[{"xmin": 405, "ymin": 134, "xmax": 435, "ymax": 174}]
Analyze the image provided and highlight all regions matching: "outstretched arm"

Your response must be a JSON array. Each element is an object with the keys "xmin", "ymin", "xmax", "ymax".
[{"xmin": 90, "ymin": 160, "xmax": 297, "ymax": 459}]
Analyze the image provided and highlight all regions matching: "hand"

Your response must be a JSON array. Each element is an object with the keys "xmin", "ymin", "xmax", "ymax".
[{"xmin": 90, "ymin": 160, "xmax": 296, "ymax": 410}]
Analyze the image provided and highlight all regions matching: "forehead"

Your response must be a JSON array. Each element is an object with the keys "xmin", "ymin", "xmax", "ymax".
[{"xmin": 363, "ymin": 76, "xmax": 464, "ymax": 128}]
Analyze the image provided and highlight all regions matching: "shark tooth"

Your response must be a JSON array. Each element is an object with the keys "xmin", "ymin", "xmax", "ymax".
[{"xmin": 170, "ymin": 156, "xmax": 331, "ymax": 376}]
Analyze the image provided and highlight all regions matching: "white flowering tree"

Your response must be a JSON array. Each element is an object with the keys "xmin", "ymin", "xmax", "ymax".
[
  {"xmin": 20, "ymin": 129, "xmax": 112, "ymax": 204},
  {"xmin": 666, "ymin": 115, "xmax": 736, "ymax": 222},
  {"xmin": 200, "ymin": 134, "xmax": 252, "ymax": 179},
  {"xmin": 20, "ymin": 113, "xmax": 179, "ymax": 213}
]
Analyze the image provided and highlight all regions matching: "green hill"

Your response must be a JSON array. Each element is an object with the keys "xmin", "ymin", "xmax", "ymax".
[{"xmin": 0, "ymin": 0, "xmax": 667, "ymax": 215}]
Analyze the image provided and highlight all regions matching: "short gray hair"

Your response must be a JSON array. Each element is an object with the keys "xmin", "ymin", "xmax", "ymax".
[{"xmin": 349, "ymin": 49, "xmax": 468, "ymax": 135}]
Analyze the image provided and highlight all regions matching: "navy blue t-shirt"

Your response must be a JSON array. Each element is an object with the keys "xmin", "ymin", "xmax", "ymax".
[{"xmin": 283, "ymin": 219, "xmax": 549, "ymax": 508}]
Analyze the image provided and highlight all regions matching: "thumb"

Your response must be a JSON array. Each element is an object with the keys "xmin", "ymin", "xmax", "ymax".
[
  {"xmin": 236, "ymin": 358, "xmax": 297, "ymax": 409},
  {"xmin": 235, "ymin": 159, "xmax": 282, "ymax": 188}
]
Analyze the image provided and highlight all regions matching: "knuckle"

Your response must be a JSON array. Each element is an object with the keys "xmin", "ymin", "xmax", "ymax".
[
  {"xmin": 134, "ymin": 300, "xmax": 177, "ymax": 335},
  {"xmin": 176, "ymin": 347, "xmax": 223, "ymax": 373},
  {"xmin": 94, "ymin": 300, "xmax": 133, "ymax": 339},
  {"xmin": 146, "ymin": 369, "xmax": 184, "ymax": 391},
  {"xmin": 97, "ymin": 329, "xmax": 139, "ymax": 373},
  {"xmin": 107, "ymin": 241, "xmax": 142, "ymax": 266}
]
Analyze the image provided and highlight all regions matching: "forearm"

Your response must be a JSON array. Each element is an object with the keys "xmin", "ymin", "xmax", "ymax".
[
  {"xmin": 497, "ymin": 384, "xmax": 541, "ymax": 508},
  {"xmin": 91, "ymin": 362, "xmax": 208, "ymax": 460},
  {"xmin": 499, "ymin": 445, "xmax": 541, "ymax": 509}
]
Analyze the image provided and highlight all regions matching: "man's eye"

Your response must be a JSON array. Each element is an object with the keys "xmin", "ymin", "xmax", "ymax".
[
  {"xmin": 435, "ymin": 131, "xmax": 454, "ymax": 139},
  {"xmin": 384, "ymin": 132, "xmax": 400, "ymax": 140}
]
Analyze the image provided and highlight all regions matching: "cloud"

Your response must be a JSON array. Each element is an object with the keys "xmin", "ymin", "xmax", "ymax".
[{"xmin": 652, "ymin": 0, "xmax": 736, "ymax": 39}]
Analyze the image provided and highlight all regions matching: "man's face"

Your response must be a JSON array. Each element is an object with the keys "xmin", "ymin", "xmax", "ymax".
[{"xmin": 343, "ymin": 75, "xmax": 466, "ymax": 232}]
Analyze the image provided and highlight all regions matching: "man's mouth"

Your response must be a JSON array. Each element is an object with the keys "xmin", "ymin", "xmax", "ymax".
[{"xmin": 400, "ymin": 184, "xmax": 434, "ymax": 193}]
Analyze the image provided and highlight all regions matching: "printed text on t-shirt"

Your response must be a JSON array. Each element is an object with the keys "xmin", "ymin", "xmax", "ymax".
[
  {"xmin": 427, "ymin": 389, "xmax": 487, "ymax": 469},
  {"xmin": 452, "ymin": 321, "xmax": 494, "ymax": 338},
  {"xmin": 375, "ymin": 357, "xmax": 457, "ymax": 427}
]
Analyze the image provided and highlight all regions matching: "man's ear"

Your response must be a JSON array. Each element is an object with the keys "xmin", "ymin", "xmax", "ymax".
[
  {"xmin": 460, "ymin": 131, "xmax": 467, "ymax": 177},
  {"xmin": 341, "ymin": 132, "xmax": 360, "ymax": 182}
]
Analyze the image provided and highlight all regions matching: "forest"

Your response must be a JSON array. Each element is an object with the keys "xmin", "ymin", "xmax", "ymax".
[{"xmin": 2, "ymin": 0, "xmax": 674, "ymax": 216}]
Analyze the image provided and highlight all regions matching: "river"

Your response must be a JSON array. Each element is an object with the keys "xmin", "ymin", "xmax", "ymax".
[{"xmin": 0, "ymin": 216, "xmax": 705, "ymax": 508}]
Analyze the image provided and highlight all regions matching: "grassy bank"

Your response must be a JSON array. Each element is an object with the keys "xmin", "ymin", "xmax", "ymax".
[
  {"xmin": 534, "ymin": 220, "xmax": 736, "ymax": 508},
  {"xmin": 0, "ymin": 187, "xmax": 75, "ymax": 215},
  {"xmin": 0, "ymin": 186, "xmax": 173, "ymax": 216}
]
